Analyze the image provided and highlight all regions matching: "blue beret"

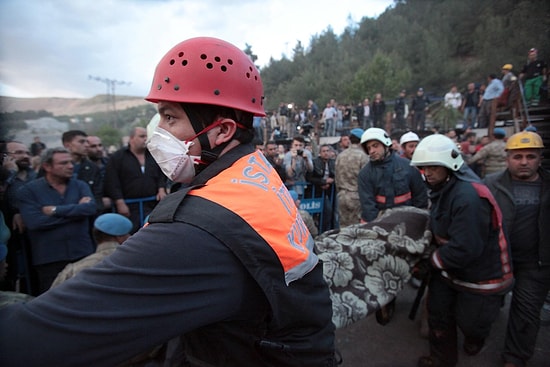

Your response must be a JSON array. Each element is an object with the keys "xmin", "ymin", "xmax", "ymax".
[
  {"xmin": 288, "ymin": 190, "xmax": 299, "ymax": 201},
  {"xmin": 350, "ymin": 128, "xmax": 364, "ymax": 139},
  {"xmin": 494, "ymin": 128, "xmax": 506, "ymax": 138},
  {"xmin": 0, "ymin": 243, "xmax": 7, "ymax": 262},
  {"xmin": 525, "ymin": 125, "xmax": 537, "ymax": 132},
  {"xmin": 94, "ymin": 213, "xmax": 133, "ymax": 236}
]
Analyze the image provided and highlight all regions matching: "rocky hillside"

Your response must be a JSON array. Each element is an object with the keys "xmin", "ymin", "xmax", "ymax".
[{"xmin": 0, "ymin": 95, "xmax": 151, "ymax": 116}]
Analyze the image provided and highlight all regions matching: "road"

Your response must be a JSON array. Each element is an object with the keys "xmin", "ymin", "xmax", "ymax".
[{"xmin": 335, "ymin": 284, "xmax": 550, "ymax": 367}]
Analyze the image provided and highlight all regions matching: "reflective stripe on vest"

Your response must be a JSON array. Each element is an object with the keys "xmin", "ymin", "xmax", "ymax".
[
  {"xmin": 471, "ymin": 182, "xmax": 512, "ymax": 276},
  {"xmin": 188, "ymin": 151, "xmax": 318, "ymax": 285},
  {"xmin": 375, "ymin": 191, "xmax": 412, "ymax": 205},
  {"xmin": 432, "ymin": 181, "xmax": 513, "ymax": 295}
]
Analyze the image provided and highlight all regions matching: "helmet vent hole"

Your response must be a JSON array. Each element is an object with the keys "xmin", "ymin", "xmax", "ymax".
[
  {"xmin": 206, "ymin": 63, "xmax": 213, "ymax": 69},
  {"xmin": 228, "ymin": 59, "xmax": 233, "ymax": 65},
  {"xmin": 215, "ymin": 56, "xmax": 221, "ymax": 62},
  {"xmin": 255, "ymin": 76, "xmax": 258, "ymax": 81},
  {"xmin": 181, "ymin": 60, "xmax": 188, "ymax": 66},
  {"xmin": 252, "ymin": 98, "xmax": 256, "ymax": 103},
  {"xmin": 246, "ymin": 72, "xmax": 250, "ymax": 78},
  {"xmin": 156, "ymin": 84, "xmax": 162, "ymax": 90},
  {"xmin": 214, "ymin": 89, "xmax": 220, "ymax": 95},
  {"xmin": 221, "ymin": 65, "xmax": 227, "ymax": 72},
  {"xmin": 178, "ymin": 52, "xmax": 184, "ymax": 57},
  {"xmin": 164, "ymin": 77, "xmax": 170, "ymax": 83},
  {"xmin": 200, "ymin": 54, "xmax": 207, "ymax": 60},
  {"xmin": 169, "ymin": 59, "xmax": 175, "ymax": 65},
  {"xmin": 174, "ymin": 85, "xmax": 180, "ymax": 91}
]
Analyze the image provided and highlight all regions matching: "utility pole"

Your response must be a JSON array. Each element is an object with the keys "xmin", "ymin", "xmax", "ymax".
[{"xmin": 89, "ymin": 75, "xmax": 131, "ymax": 128}]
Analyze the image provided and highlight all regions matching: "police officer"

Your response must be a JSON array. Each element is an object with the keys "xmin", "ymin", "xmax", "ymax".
[
  {"xmin": 0, "ymin": 37, "xmax": 336, "ymax": 367},
  {"xmin": 411, "ymin": 134, "xmax": 514, "ymax": 367}
]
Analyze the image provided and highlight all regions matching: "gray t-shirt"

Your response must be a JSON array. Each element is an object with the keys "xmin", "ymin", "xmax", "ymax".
[{"xmin": 510, "ymin": 179, "xmax": 541, "ymax": 265}]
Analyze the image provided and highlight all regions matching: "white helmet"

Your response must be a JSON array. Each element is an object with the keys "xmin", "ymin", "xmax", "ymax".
[
  {"xmin": 400, "ymin": 131, "xmax": 420, "ymax": 146},
  {"xmin": 410, "ymin": 134, "xmax": 464, "ymax": 171},
  {"xmin": 360, "ymin": 128, "xmax": 392, "ymax": 147}
]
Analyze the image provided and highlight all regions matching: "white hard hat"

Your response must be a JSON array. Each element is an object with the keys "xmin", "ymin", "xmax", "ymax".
[
  {"xmin": 400, "ymin": 131, "xmax": 420, "ymax": 146},
  {"xmin": 410, "ymin": 134, "xmax": 464, "ymax": 171},
  {"xmin": 360, "ymin": 127, "xmax": 392, "ymax": 147}
]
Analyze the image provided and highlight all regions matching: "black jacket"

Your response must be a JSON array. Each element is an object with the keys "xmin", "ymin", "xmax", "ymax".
[
  {"xmin": 307, "ymin": 157, "xmax": 336, "ymax": 197},
  {"xmin": 429, "ymin": 175, "xmax": 513, "ymax": 294},
  {"xmin": 484, "ymin": 168, "xmax": 550, "ymax": 267}
]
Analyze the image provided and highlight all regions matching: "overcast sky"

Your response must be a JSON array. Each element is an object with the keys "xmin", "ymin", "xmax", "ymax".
[{"xmin": 0, "ymin": 0, "xmax": 392, "ymax": 99}]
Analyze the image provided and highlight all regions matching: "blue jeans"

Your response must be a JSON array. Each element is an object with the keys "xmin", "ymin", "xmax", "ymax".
[
  {"xmin": 463, "ymin": 106, "xmax": 477, "ymax": 129},
  {"xmin": 324, "ymin": 118, "xmax": 334, "ymax": 136}
]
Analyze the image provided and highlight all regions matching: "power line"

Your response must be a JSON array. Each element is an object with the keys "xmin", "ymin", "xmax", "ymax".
[{"xmin": 88, "ymin": 75, "xmax": 132, "ymax": 128}]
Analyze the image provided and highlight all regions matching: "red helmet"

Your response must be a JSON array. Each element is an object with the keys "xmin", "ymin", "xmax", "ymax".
[{"xmin": 146, "ymin": 37, "xmax": 265, "ymax": 116}]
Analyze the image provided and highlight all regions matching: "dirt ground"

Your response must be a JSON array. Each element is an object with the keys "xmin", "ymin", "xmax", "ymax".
[{"xmin": 335, "ymin": 285, "xmax": 550, "ymax": 367}]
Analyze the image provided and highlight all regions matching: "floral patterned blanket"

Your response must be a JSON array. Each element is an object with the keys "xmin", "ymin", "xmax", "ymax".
[{"xmin": 314, "ymin": 206, "xmax": 432, "ymax": 329}]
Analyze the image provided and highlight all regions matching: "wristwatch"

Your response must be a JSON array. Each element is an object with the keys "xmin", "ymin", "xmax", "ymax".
[{"xmin": 51, "ymin": 206, "xmax": 57, "ymax": 215}]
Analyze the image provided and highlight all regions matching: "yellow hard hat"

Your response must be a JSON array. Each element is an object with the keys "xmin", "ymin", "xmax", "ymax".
[
  {"xmin": 502, "ymin": 64, "xmax": 513, "ymax": 70},
  {"xmin": 505, "ymin": 131, "xmax": 544, "ymax": 150}
]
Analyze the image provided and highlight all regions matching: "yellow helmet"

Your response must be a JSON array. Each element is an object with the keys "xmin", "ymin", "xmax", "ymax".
[{"xmin": 505, "ymin": 131, "xmax": 544, "ymax": 150}]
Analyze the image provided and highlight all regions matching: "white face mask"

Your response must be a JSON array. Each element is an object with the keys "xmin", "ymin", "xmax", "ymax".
[{"xmin": 147, "ymin": 126, "xmax": 201, "ymax": 183}]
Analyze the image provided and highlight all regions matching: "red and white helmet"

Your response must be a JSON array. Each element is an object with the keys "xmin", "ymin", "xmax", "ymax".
[{"xmin": 146, "ymin": 37, "xmax": 265, "ymax": 116}]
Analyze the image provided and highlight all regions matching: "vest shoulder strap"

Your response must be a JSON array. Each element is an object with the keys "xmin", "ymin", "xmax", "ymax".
[{"xmin": 148, "ymin": 185, "xmax": 203, "ymax": 223}]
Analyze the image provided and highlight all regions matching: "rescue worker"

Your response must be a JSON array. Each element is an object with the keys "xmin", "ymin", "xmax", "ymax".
[
  {"xmin": 0, "ymin": 37, "xmax": 336, "ymax": 366},
  {"xmin": 358, "ymin": 127, "xmax": 428, "ymax": 223},
  {"xmin": 483, "ymin": 131, "xmax": 550, "ymax": 367},
  {"xmin": 399, "ymin": 131, "xmax": 420, "ymax": 160},
  {"xmin": 335, "ymin": 128, "xmax": 369, "ymax": 227},
  {"xmin": 410, "ymin": 134, "xmax": 514, "ymax": 367},
  {"xmin": 358, "ymin": 127, "xmax": 428, "ymax": 324}
]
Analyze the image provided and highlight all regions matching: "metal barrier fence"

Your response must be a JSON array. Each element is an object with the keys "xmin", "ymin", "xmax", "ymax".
[
  {"xmin": 291, "ymin": 182, "xmax": 337, "ymax": 233},
  {"xmin": 114, "ymin": 195, "xmax": 158, "ymax": 227}
]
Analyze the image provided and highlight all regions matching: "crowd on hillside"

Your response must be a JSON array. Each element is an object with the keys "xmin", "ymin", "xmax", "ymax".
[{"xmin": 258, "ymin": 48, "xmax": 548, "ymax": 142}]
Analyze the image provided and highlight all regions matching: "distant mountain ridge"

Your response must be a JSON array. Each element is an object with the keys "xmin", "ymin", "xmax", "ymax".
[{"xmin": 0, "ymin": 95, "xmax": 150, "ymax": 116}]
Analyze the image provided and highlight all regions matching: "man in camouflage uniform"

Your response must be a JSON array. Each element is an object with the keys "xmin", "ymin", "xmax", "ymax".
[
  {"xmin": 50, "ymin": 213, "xmax": 132, "ymax": 288},
  {"xmin": 335, "ymin": 128, "xmax": 369, "ymax": 227},
  {"xmin": 468, "ymin": 128, "xmax": 508, "ymax": 178}
]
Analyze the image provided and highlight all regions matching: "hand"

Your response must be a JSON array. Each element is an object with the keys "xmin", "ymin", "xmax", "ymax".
[
  {"xmin": 79, "ymin": 196, "xmax": 92, "ymax": 204},
  {"xmin": 157, "ymin": 188, "xmax": 167, "ymax": 201},
  {"xmin": 2, "ymin": 155, "xmax": 17, "ymax": 171},
  {"xmin": 12, "ymin": 213, "xmax": 25, "ymax": 233},
  {"xmin": 116, "ymin": 201, "xmax": 130, "ymax": 217},
  {"xmin": 102, "ymin": 197, "xmax": 112, "ymax": 208},
  {"xmin": 42, "ymin": 206, "xmax": 56, "ymax": 216}
]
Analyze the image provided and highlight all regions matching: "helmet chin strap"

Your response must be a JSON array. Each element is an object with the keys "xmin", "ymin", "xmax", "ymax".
[{"xmin": 182, "ymin": 105, "xmax": 245, "ymax": 168}]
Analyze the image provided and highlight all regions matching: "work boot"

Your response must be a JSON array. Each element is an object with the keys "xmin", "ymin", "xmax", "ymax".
[
  {"xmin": 417, "ymin": 355, "xmax": 445, "ymax": 367},
  {"xmin": 375, "ymin": 298, "xmax": 396, "ymax": 325},
  {"xmin": 463, "ymin": 337, "xmax": 485, "ymax": 356}
]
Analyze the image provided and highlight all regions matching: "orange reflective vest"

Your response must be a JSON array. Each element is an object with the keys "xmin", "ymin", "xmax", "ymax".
[{"xmin": 187, "ymin": 150, "xmax": 318, "ymax": 284}]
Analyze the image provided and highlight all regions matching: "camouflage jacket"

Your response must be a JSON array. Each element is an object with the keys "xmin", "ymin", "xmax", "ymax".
[{"xmin": 335, "ymin": 145, "xmax": 369, "ymax": 192}]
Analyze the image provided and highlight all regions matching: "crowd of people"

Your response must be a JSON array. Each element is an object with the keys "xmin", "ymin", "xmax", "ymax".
[
  {"xmin": 258, "ymin": 48, "xmax": 548, "ymax": 142},
  {"xmin": 0, "ymin": 37, "xmax": 549, "ymax": 367}
]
